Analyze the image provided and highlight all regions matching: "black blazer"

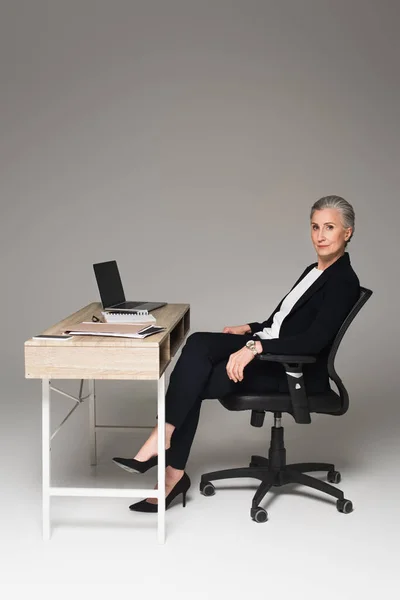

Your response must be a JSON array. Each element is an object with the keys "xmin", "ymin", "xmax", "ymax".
[{"xmin": 248, "ymin": 252, "xmax": 360, "ymax": 393}]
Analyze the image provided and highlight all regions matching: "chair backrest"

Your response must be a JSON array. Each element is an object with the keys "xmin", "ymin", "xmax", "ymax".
[{"xmin": 327, "ymin": 286, "xmax": 373, "ymax": 415}]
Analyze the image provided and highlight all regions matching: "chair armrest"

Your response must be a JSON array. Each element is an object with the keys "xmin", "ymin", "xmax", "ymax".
[
  {"xmin": 256, "ymin": 353, "xmax": 316, "ymax": 364},
  {"xmin": 255, "ymin": 353, "xmax": 317, "ymax": 424}
]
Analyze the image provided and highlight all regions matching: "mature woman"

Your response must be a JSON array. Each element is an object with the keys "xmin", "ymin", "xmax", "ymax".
[{"xmin": 113, "ymin": 195, "xmax": 360, "ymax": 512}]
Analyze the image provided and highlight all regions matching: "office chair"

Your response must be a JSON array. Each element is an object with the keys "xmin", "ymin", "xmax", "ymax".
[{"xmin": 200, "ymin": 287, "xmax": 372, "ymax": 523}]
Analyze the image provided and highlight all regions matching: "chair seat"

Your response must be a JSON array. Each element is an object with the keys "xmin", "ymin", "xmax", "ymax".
[{"xmin": 219, "ymin": 389, "xmax": 341, "ymax": 415}]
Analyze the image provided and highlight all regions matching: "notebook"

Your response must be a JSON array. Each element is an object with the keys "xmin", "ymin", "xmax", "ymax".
[
  {"xmin": 101, "ymin": 312, "xmax": 156, "ymax": 324},
  {"xmin": 93, "ymin": 260, "xmax": 167, "ymax": 313}
]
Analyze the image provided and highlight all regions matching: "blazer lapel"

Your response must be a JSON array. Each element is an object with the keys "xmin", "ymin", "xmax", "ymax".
[{"xmin": 285, "ymin": 252, "xmax": 350, "ymax": 318}]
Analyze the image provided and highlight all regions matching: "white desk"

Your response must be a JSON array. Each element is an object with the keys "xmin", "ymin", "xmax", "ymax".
[{"xmin": 24, "ymin": 302, "xmax": 190, "ymax": 543}]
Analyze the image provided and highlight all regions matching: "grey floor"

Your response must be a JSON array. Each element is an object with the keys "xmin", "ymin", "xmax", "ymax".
[{"xmin": 0, "ymin": 374, "xmax": 398, "ymax": 596}]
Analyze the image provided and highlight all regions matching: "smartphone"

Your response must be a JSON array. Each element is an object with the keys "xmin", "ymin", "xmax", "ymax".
[
  {"xmin": 139, "ymin": 326, "xmax": 165, "ymax": 337},
  {"xmin": 32, "ymin": 334, "xmax": 73, "ymax": 340}
]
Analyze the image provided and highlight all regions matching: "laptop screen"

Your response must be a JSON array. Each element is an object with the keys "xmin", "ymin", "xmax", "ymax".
[{"xmin": 93, "ymin": 261, "xmax": 126, "ymax": 308}]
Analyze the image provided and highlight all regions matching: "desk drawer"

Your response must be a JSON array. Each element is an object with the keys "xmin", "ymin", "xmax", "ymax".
[{"xmin": 25, "ymin": 345, "xmax": 161, "ymax": 380}]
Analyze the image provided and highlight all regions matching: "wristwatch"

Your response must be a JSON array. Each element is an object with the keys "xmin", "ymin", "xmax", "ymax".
[{"xmin": 245, "ymin": 339, "xmax": 259, "ymax": 356}]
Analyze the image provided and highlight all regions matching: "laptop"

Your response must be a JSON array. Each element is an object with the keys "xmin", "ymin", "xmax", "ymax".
[{"xmin": 93, "ymin": 260, "xmax": 167, "ymax": 312}]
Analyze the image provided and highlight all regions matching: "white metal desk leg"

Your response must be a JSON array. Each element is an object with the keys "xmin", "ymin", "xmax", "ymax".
[
  {"xmin": 88, "ymin": 380, "xmax": 97, "ymax": 466},
  {"xmin": 42, "ymin": 378, "xmax": 51, "ymax": 540},
  {"xmin": 157, "ymin": 374, "xmax": 166, "ymax": 544}
]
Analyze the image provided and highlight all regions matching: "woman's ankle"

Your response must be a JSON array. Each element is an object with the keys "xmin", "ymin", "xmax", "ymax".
[
  {"xmin": 155, "ymin": 422, "xmax": 176, "ymax": 448},
  {"xmin": 166, "ymin": 466, "xmax": 184, "ymax": 481},
  {"xmin": 133, "ymin": 422, "xmax": 176, "ymax": 460},
  {"xmin": 133, "ymin": 440, "xmax": 171, "ymax": 461}
]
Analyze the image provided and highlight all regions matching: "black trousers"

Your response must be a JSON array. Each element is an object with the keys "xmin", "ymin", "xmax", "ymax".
[{"xmin": 164, "ymin": 332, "xmax": 283, "ymax": 470}]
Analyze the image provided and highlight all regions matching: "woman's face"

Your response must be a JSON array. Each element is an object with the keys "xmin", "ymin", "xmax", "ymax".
[{"xmin": 311, "ymin": 208, "xmax": 352, "ymax": 261}]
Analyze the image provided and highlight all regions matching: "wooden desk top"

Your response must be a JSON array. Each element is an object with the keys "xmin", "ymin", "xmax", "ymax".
[{"xmin": 25, "ymin": 303, "xmax": 190, "ymax": 380}]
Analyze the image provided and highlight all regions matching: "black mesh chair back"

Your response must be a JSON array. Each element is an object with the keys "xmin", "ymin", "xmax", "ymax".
[{"xmin": 327, "ymin": 286, "xmax": 373, "ymax": 415}]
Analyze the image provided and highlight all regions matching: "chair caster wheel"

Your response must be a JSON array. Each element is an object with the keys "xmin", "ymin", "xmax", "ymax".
[
  {"xmin": 251, "ymin": 506, "xmax": 268, "ymax": 523},
  {"xmin": 336, "ymin": 499, "xmax": 353, "ymax": 514},
  {"xmin": 327, "ymin": 470, "xmax": 341, "ymax": 484},
  {"xmin": 200, "ymin": 481, "xmax": 216, "ymax": 496}
]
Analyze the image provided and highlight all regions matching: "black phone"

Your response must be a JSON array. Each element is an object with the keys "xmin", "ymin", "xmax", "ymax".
[{"xmin": 139, "ymin": 326, "xmax": 165, "ymax": 337}]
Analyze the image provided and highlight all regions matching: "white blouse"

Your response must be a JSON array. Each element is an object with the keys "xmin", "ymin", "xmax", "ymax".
[{"xmin": 255, "ymin": 267, "xmax": 323, "ymax": 340}]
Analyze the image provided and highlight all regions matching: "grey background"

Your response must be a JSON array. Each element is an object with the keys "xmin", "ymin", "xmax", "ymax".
[{"xmin": 0, "ymin": 0, "xmax": 399, "ymax": 592}]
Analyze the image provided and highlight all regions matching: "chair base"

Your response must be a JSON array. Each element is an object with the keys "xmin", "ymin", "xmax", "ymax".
[{"xmin": 200, "ymin": 422, "xmax": 353, "ymax": 520}]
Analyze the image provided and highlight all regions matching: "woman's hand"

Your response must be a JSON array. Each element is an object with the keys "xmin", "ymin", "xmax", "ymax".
[
  {"xmin": 223, "ymin": 324, "xmax": 251, "ymax": 335},
  {"xmin": 226, "ymin": 347, "xmax": 255, "ymax": 383}
]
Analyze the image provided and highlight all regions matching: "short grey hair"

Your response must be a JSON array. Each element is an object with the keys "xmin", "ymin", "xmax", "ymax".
[{"xmin": 310, "ymin": 195, "xmax": 355, "ymax": 246}]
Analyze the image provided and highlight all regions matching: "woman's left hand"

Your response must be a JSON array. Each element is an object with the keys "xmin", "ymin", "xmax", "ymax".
[{"xmin": 226, "ymin": 347, "xmax": 255, "ymax": 383}]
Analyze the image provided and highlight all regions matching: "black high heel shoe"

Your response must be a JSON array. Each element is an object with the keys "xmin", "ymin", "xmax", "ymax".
[
  {"xmin": 129, "ymin": 472, "xmax": 191, "ymax": 513},
  {"xmin": 112, "ymin": 449, "xmax": 170, "ymax": 475}
]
